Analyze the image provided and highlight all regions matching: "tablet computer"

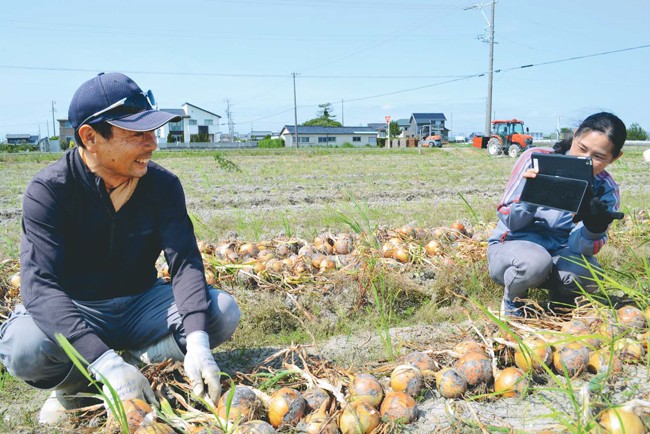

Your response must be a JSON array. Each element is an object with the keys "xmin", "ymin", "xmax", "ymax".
[{"xmin": 521, "ymin": 154, "xmax": 593, "ymax": 212}]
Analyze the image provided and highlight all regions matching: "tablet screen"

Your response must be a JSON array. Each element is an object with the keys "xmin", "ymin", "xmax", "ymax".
[
  {"xmin": 520, "ymin": 174, "xmax": 589, "ymax": 213},
  {"xmin": 531, "ymin": 153, "xmax": 594, "ymax": 187}
]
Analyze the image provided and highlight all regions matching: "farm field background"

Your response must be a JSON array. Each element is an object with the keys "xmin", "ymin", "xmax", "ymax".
[{"xmin": 0, "ymin": 145, "xmax": 649, "ymax": 433}]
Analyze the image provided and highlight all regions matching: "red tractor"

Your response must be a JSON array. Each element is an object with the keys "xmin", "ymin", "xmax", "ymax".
[{"xmin": 472, "ymin": 119, "xmax": 533, "ymax": 158}]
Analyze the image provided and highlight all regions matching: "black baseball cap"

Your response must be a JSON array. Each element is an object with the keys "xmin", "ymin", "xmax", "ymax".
[{"xmin": 68, "ymin": 72, "xmax": 181, "ymax": 131}]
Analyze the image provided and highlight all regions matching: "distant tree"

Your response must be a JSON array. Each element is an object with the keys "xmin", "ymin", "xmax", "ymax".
[
  {"xmin": 302, "ymin": 103, "xmax": 342, "ymax": 127},
  {"xmin": 389, "ymin": 120, "xmax": 401, "ymax": 137},
  {"xmin": 627, "ymin": 122, "xmax": 648, "ymax": 140}
]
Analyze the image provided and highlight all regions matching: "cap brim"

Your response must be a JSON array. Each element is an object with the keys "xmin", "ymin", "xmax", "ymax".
[{"xmin": 107, "ymin": 110, "xmax": 181, "ymax": 132}]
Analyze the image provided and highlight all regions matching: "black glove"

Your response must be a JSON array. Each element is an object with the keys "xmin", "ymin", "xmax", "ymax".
[{"xmin": 578, "ymin": 197, "xmax": 624, "ymax": 233}]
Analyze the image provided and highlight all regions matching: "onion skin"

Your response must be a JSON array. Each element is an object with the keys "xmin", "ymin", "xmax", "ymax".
[
  {"xmin": 435, "ymin": 367, "xmax": 468, "ymax": 399},
  {"xmin": 107, "ymin": 398, "xmax": 153, "ymax": 433},
  {"xmin": 217, "ymin": 386, "xmax": 264, "ymax": 423},
  {"xmin": 552, "ymin": 342, "xmax": 589, "ymax": 377},
  {"xmin": 587, "ymin": 349, "xmax": 623, "ymax": 375},
  {"xmin": 494, "ymin": 367, "xmax": 527, "ymax": 398},
  {"xmin": 339, "ymin": 401, "xmax": 380, "ymax": 434},
  {"xmin": 379, "ymin": 391, "xmax": 417, "ymax": 423},
  {"xmin": 514, "ymin": 337, "xmax": 552, "ymax": 373},
  {"xmin": 598, "ymin": 408, "xmax": 645, "ymax": 434},
  {"xmin": 454, "ymin": 341, "xmax": 484, "ymax": 356},
  {"xmin": 455, "ymin": 351, "xmax": 493, "ymax": 386},
  {"xmin": 403, "ymin": 351, "xmax": 436, "ymax": 374},
  {"xmin": 234, "ymin": 420, "xmax": 276, "ymax": 434},
  {"xmin": 134, "ymin": 422, "xmax": 176, "ymax": 434},
  {"xmin": 561, "ymin": 320, "xmax": 599, "ymax": 348},
  {"xmin": 267, "ymin": 387, "xmax": 306, "ymax": 428},
  {"xmin": 348, "ymin": 373, "xmax": 384, "ymax": 408},
  {"xmin": 390, "ymin": 365, "xmax": 424, "ymax": 397}
]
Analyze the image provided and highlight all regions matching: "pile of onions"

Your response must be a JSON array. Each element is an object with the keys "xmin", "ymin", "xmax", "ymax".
[
  {"xmin": 552, "ymin": 342, "xmax": 589, "ymax": 376},
  {"xmin": 338, "ymin": 401, "xmax": 380, "ymax": 434},
  {"xmin": 435, "ymin": 367, "xmax": 468, "ymax": 399},
  {"xmin": 514, "ymin": 336, "xmax": 552, "ymax": 373},
  {"xmin": 455, "ymin": 351, "xmax": 493, "ymax": 386},
  {"xmin": 403, "ymin": 351, "xmax": 436, "ymax": 374},
  {"xmin": 588, "ymin": 349, "xmax": 623, "ymax": 375},
  {"xmin": 348, "ymin": 373, "xmax": 384, "ymax": 408},
  {"xmin": 494, "ymin": 367, "xmax": 527, "ymax": 398},
  {"xmin": 233, "ymin": 420, "xmax": 276, "ymax": 434},
  {"xmin": 217, "ymin": 386, "xmax": 264, "ymax": 423},
  {"xmin": 613, "ymin": 338, "xmax": 646, "ymax": 363},
  {"xmin": 617, "ymin": 305, "xmax": 647, "ymax": 332},
  {"xmin": 379, "ymin": 391, "xmax": 417, "ymax": 423},
  {"xmin": 390, "ymin": 365, "xmax": 424, "ymax": 397},
  {"xmin": 597, "ymin": 408, "xmax": 645, "ymax": 434},
  {"xmin": 267, "ymin": 387, "xmax": 306, "ymax": 428}
]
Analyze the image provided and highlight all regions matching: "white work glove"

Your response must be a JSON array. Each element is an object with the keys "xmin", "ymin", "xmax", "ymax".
[
  {"xmin": 184, "ymin": 331, "xmax": 222, "ymax": 404},
  {"xmin": 89, "ymin": 349, "xmax": 158, "ymax": 408}
]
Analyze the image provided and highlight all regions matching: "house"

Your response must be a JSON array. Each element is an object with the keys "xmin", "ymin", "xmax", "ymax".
[
  {"xmin": 279, "ymin": 126, "xmax": 378, "ymax": 147},
  {"xmin": 157, "ymin": 103, "xmax": 221, "ymax": 143},
  {"xmin": 58, "ymin": 119, "xmax": 75, "ymax": 148},
  {"xmin": 247, "ymin": 130, "xmax": 274, "ymax": 141},
  {"xmin": 407, "ymin": 113, "xmax": 449, "ymax": 141},
  {"xmin": 6, "ymin": 134, "xmax": 39, "ymax": 144}
]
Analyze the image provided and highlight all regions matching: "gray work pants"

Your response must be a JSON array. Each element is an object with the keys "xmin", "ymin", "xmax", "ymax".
[
  {"xmin": 487, "ymin": 240, "xmax": 600, "ymax": 301},
  {"xmin": 0, "ymin": 279, "xmax": 240, "ymax": 390}
]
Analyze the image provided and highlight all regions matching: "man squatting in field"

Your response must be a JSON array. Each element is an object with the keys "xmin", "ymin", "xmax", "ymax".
[
  {"xmin": 0, "ymin": 72, "xmax": 241, "ymax": 424},
  {"xmin": 487, "ymin": 112, "xmax": 627, "ymax": 317}
]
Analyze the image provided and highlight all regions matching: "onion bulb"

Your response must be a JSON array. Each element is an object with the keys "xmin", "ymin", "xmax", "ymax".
[
  {"xmin": 338, "ymin": 401, "xmax": 380, "ymax": 434},
  {"xmin": 348, "ymin": 373, "xmax": 384, "ymax": 408},
  {"xmin": 588, "ymin": 349, "xmax": 623, "ymax": 375},
  {"xmin": 424, "ymin": 240, "xmax": 443, "ymax": 256},
  {"xmin": 134, "ymin": 422, "xmax": 176, "ymax": 434},
  {"xmin": 187, "ymin": 424, "xmax": 225, "ymax": 434},
  {"xmin": 561, "ymin": 320, "xmax": 599, "ymax": 348},
  {"xmin": 296, "ymin": 401, "xmax": 338, "ymax": 434},
  {"xmin": 455, "ymin": 351, "xmax": 493, "ymax": 386},
  {"xmin": 381, "ymin": 243, "xmax": 396, "ymax": 258},
  {"xmin": 333, "ymin": 235, "xmax": 354, "ymax": 255},
  {"xmin": 390, "ymin": 364, "xmax": 424, "ymax": 397},
  {"xmin": 450, "ymin": 221, "xmax": 466, "ymax": 234},
  {"xmin": 617, "ymin": 305, "xmax": 647, "ymax": 332},
  {"xmin": 552, "ymin": 342, "xmax": 589, "ymax": 376},
  {"xmin": 435, "ymin": 367, "xmax": 467, "ymax": 399},
  {"xmin": 8, "ymin": 273, "xmax": 20, "ymax": 290},
  {"xmin": 110, "ymin": 398, "xmax": 153, "ymax": 433},
  {"xmin": 238, "ymin": 243, "xmax": 258, "ymax": 257},
  {"xmin": 397, "ymin": 225, "xmax": 416, "ymax": 238},
  {"xmin": 613, "ymin": 338, "xmax": 646, "ymax": 363},
  {"xmin": 217, "ymin": 386, "xmax": 264, "ymax": 423},
  {"xmin": 301, "ymin": 387, "xmax": 330, "ymax": 413},
  {"xmin": 233, "ymin": 420, "xmax": 276, "ymax": 434},
  {"xmin": 598, "ymin": 408, "xmax": 645, "ymax": 434},
  {"xmin": 454, "ymin": 340, "xmax": 484, "ymax": 356},
  {"xmin": 267, "ymin": 387, "xmax": 306, "ymax": 428},
  {"xmin": 403, "ymin": 351, "xmax": 436, "ymax": 374},
  {"xmin": 494, "ymin": 367, "xmax": 527, "ymax": 398},
  {"xmin": 392, "ymin": 247, "xmax": 410, "ymax": 263},
  {"xmin": 514, "ymin": 337, "xmax": 552, "ymax": 373},
  {"xmin": 379, "ymin": 391, "xmax": 417, "ymax": 423}
]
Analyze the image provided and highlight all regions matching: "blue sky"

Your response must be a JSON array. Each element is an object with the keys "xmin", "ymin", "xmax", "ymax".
[{"xmin": 1, "ymin": 0, "xmax": 649, "ymax": 139}]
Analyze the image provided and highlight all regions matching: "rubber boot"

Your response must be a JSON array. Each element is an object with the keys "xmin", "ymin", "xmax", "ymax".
[
  {"xmin": 38, "ymin": 368, "xmax": 94, "ymax": 425},
  {"xmin": 126, "ymin": 333, "xmax": 185, "ymax": 365}
]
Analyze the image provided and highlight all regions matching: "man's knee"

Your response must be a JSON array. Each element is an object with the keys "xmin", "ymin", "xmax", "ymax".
[
  {"xmin": 206, "ymin": 290, "xmax": 240, "ymax": 347},
  {"xmin": 2, "ymin": 325, "xmax": 68, "ymax": 383}
]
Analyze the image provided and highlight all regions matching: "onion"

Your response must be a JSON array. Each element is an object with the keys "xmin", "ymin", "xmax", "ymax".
[
  {"xmin": 617, "ymin": 305, "xmax": 647, "ymax": 332},
  {"xmin": 397, "ymin": 225, "xmax": 416, "ymax": 238},
  {"xmin": 314, "ymin": 236, "xmax": 334, "ymax": 254},
  {"xmin": 455, "ymin": 351, "xmax": 493, "ymax": 386},
  {"xmin": 598, "ymin": 321, "xmax": 622, "ymax": 341},
  {"xmin": 348, "ymin": 373, "xmax": 384, "ymax": 408},
  {"xmin": 390, "ymin": 364, "xmax": 424, "ymax": 397},
  {"xmin": 311, "ymin": 255, "xmax": 325, "ymax": 270},
  {"xmin": 379, "ymin": 391, "xmax": 417, "ymax": 423},
  {"xmin": 560, "ymin": 319, "xmax": 599, "ymax": 348},
  {"xmin": 253, "ymin": 260, "xmax": 266, "ymax": 275},
  {"xmin": 265, "ymin": 259, "xmax": 283, "ymax": 273},
  {"xmin": 238, "ymin": 242, "xmax": 259, "ymax": 257},
  {"xmin": 613, "ymin": 338, "xmax": 646, "ymax": 363},
  {"xmin": 319, "ymin": 258, "xmax": 336, "ymax": 272},
  {"xmin": 639, "ymin": 331, "xmax": 649, "ymax": 349},
  {"xmin": 414, "ymin": 228, "xmax": 428, "ymax": 240},
  {"xmin": 301, "ymin": 387, "xmax": 330, "ymax": 413},
  {"xmin": 333, "ymin": 234, "xmax": 354, "ymax": 255},
  {"xmin": 403, "ymin": 351, "xmax": 436, "ymax": 374},
  {"xmin": 381, "ymin": 243, "xmax": 396, "ymax": 258},
  {"xmin": 514, "ymin": 337, "xmax": 552, "ymax": 373},
  {"xmin": 494, "ymin": 367, "xmax": 527, "ymax": 398},
  {"xmin": 275, "ymin": 242, "xmax": 293, "ymax": 257},
  {"xmin": 134, "ymin": 422, "xmax": 176, "ymax": 434},
  {"xmin": 234, "ymin": 420, "xmax": 276, "ymax": 434},
  {"xmin": 267, "ymin": 387, "xmax": 306, "ymax": 428},
  {"xmin": 450, "ymin": 222, "xmax": 466, "ymax": 234},
  {"xmin": 338, "ymin": 401, "xmax": 380, "ymax": 434},
  {"xmin": 453, "ymin": 340, "xmax": 484, "ymax": 356},
  {"xmin": 424, "ymin": 240, "xmax": 443, "ymax": 256},
  {"xmin": 217, "ymin": 386, "xmax": 265, "ymax": 423},
  {"xmin": 435, "ymin": 367, "xmax": 467, "ymax": 399},
  {"xmin": 552, "ymin": 342, "xmax": 589, "ymax": 376},
  {"xmin": 110, "ymin": 398, "xmax": 153, "ymax": 433},
  {"xmin": 187, "ymin": 424, "xmax": 225, "ymax": 434},
  {"xmin": 257, "ymin": 249, "xmax": 275, "ymax": 262},
  {"xmin": 588, "ymin": 349, "xmax": 623, "ymax": 375},
  {"xmin": 392, "ymin": 247, "xmax": 410, "ymax": 263},
  {"xmin": 8, "ymin": 272, "xmax": 20, "ymax": 290},
  {"xmin": 296, "ymin": 402, "xmax": 338, "ymax": 434},
  {"xmin": 598, "ymin": 408, "xmax": 645, "ymax": 434}
]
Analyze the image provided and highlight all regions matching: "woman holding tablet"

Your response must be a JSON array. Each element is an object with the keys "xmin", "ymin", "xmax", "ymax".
[{"xmin": 487, "ymin": 112, "xmax": 626, "ymax": 317}]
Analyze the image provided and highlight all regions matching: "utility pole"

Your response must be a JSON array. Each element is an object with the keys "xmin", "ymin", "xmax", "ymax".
[
  {"xmin": 292, "ymin": 72, "xmax": 299, "ymax": 148},
  {"xmin": 341, "ymin": 99, "xmax": 344, "ymax": 126},
  {"xmin": 51, "ymin": 101, "xmax": 57, "ymax": 138},
  {"xmin": 465, "ymin": 1, "xmax": 496, "ymax": 136},
  {"xmin": 224, "ymin": 99, "xmax": 235, "ymax": 144}
]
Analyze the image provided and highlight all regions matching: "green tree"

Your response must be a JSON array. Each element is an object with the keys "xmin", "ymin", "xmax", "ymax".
[
  {"xmin": 389, "ymin": 120, "xmax": 401, "ymax": 137},
  {"xmin": 627, "ymin": 122, "xmax": 648, "ymax": 140},
  {"xmin": 302, "ymin": 103, "xmax": 342, "ymax": 127}
]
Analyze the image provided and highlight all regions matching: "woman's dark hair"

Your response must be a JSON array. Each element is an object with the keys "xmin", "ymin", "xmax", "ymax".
[
  {"xmin": 554, "ymin": 112, "xmax": 626, "ymax": 157},
  {"xmin": 74, "ymin": 122, "xmax": 113, "ymax": 148}
]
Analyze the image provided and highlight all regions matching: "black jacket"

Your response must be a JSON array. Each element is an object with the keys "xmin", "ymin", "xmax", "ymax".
[{"xmin": 20, "ymin": 148, "xmax": 209, "ymax": 363}]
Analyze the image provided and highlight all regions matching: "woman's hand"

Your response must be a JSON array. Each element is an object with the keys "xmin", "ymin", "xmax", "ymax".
[{"xmin": 522, "ymin": 167, "xmax": 539, "ymax": 179}]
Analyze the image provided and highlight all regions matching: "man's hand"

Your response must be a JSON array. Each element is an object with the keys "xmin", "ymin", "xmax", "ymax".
[
  {"xmin": 184, "ymin": 331, "xmax": 222, "ymax": 404},
  {"xmin": 88, "ymin": 350, "xmax": 158, "ymax": 408}
]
